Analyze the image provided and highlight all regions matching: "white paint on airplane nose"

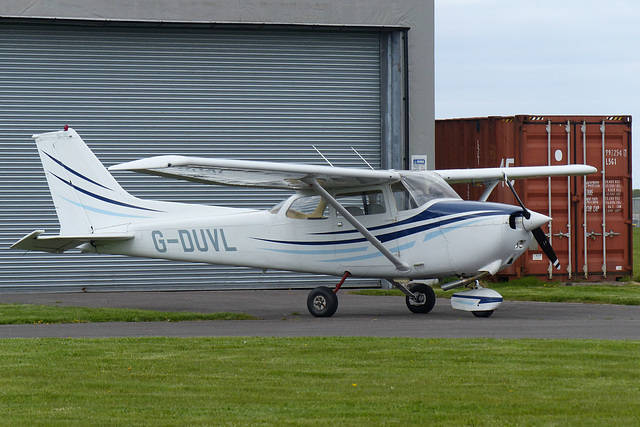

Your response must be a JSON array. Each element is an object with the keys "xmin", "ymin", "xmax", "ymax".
[{"xmin": 522, "ymin": 211, "xmax": 552, "ymax": 231}]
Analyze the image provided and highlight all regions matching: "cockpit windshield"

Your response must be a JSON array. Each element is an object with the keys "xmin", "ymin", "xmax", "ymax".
[{"xmin": 398, "ymin": 171, "xmax": 461, "ymax": 207}]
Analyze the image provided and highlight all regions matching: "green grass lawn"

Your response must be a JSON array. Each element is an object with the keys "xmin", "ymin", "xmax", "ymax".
[
  {"xmin": 0, "ymin": 304, "xmax": 255, "ymax": 325},
  {"xmin": 354, "ymin": 279, "xmax": 640, "ymax": 305},
  {"xmin": 634, "ymin": 226, "xmax": 640, "ymax": 281},
  {"xmin": 1, "ymin": 337, "xmax": 639, "ymax": 426}
]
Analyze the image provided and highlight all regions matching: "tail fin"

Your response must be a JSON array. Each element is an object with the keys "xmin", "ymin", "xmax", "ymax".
[{"xmin": 34, "ymin": 128, "xmax": 163, "ymax": 235}]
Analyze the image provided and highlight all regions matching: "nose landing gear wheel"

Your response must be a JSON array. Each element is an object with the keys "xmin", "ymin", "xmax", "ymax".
[
  {"xmin": 472, "ymin": 310, "xmax": 494, "ymax": 318},
  {"xmin": 405, "ymin": 283, "xmax": 436, "ymax": 314},
  {"xmin": 307, "ymin": 286, "xmax": 339, "ymax": 317}
]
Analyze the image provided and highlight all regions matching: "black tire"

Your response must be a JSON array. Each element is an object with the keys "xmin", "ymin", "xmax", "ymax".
[
  {"xmin": 307, "ymin": 286, "xmax": 339, "ymax": 317},
  {"xmin": 405, "ymin": 283, "xmax": 436, "ymax": 314},
  {"xmin": 472, "ymin": 310, "xmax": 494, "ymax": 318}
]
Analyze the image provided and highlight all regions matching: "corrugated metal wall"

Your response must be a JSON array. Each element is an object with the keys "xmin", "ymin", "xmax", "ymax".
[{"xmin": 1, "ymin": 22, "xmax": 386, "ymax": 291}]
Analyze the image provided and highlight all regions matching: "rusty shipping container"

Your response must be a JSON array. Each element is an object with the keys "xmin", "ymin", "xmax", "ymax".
[{"xmin": 435, "ymin": 115, "xmax": 632, "ymax": 281}]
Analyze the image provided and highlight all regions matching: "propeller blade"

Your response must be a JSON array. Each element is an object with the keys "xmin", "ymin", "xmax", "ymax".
[
  {"xmin": 502, "ymin": 172, "xmax": 559, "ymax": 270},
  {"xmin": 532, "ymin": 227, "xmax": 560, "ymax": 270}
]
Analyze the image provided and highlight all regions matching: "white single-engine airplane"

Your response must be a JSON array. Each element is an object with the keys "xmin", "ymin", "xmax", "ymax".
[{"xmin": 13, "ymin": 128, "xmax": 597, "ymax": 317}]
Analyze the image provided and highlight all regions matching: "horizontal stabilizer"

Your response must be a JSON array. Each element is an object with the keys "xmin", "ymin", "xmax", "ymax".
[{"xmin": 11, "ymin": 230, "xmax": 134, "ymax": 254}]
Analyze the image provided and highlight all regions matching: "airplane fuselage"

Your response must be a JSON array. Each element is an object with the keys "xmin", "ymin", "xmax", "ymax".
[{"xmin": 86, "ymin": 196, "xmax": 534, "ymax": 280}]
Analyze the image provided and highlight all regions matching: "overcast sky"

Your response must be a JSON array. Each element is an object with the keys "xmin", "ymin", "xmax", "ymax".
[{"xmin": 435, "ymin": 0, "xmax": 638, "ymax": 185}]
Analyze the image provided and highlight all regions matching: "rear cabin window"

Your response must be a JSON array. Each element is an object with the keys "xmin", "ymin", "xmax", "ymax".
[
  {"xmin": 336, "ymin": 190, "xmax": 386, "ymax": 217},
  {"xmin": 286, "ymin": 195, "xmax": 328, "ymax": 219},
  {"xmin": 391, "ymin": 182, "xmax": 419, "ymax": 211}
]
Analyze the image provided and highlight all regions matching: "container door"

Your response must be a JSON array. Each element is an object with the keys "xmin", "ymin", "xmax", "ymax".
[{"xmin": 576, "ymin": 119, "xmax": 632, "ymax": 279}]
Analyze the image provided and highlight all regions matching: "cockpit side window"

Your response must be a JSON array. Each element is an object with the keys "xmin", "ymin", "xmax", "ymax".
[
  {"xmin": 398, "ymin": 172, "xmax": 461, "ymax": 207},
  {"xmin": 286, "ymin": 195, "xmax": 328, "ymax": 219},
  {"xmin": 335, "ymin": 190, "xmax": 386, "ymax": 217}
]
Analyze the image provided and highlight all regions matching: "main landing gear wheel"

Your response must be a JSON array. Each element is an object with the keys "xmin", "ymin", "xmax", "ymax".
[
  {"xmin": 307, "ymin": 286, "xmax": 338, "ymax": 317},
  {"xmin": 405, "ymin": 283, "xmax": 436, "ymax": 314}
]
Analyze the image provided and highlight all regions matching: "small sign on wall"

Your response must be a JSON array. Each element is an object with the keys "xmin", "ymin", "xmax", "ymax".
[{"xmin": 411, "ymin": 155, "xmax": 427, "ymax": 171}]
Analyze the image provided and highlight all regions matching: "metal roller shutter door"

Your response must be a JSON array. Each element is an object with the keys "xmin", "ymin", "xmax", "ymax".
[{"xmin": 0, "ymin": 22, "xmax": 384, "ymax": 291}]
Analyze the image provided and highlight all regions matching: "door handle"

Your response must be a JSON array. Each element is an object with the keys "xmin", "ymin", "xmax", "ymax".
[
  {"xmin": 553, "ymin": 231, "xmax": 570, "ymax": 239},
  {"xmin": 604, "ymin": 230, "xmax": 620, "ymax": 238},
  {"xmin": 586, "ymin": 230, "xmax": 601, "ymax": 241}
]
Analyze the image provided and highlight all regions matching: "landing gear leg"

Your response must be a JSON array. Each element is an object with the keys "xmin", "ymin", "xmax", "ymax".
[{"xmin": 333, "ymin": 271, "xmax": 350, "ymax": 293}]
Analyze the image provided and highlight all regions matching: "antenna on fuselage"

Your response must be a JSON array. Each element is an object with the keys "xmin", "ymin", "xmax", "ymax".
[
  {"xmin": 351, "ymin": 147, "xmax": 375, "ymax": 170},
  {"xmin": 312, "ymin": 145, "xmax": 334, "ymax": 167}
]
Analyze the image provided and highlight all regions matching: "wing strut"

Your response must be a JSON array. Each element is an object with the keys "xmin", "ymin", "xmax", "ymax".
[
  {"xmin": 479, "ymin": 180, "xmax": 500, "ymax": 201},
  {"xmin": 303, "ymin": 177, "xmax": 411, "ymax": 273}
]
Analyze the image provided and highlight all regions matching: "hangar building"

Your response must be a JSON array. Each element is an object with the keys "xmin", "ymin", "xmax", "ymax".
[{"xmin": 0, "ymin": 0, "xmax": 434, "ymax": 291}]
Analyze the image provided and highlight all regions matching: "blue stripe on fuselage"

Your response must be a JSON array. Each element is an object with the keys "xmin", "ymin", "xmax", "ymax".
[
  {"xmin": 312, "ymin": 200, "xmax": 517, "ymax": 236},
  {"xmin": 254, "ymin": 200, "xmax": 520, "ymax": 247}
]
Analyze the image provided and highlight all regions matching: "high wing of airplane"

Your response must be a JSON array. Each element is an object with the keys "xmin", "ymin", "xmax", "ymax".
[{"xmin": 12, "ymin": 128, "xmax": 597, "ymax": 317}]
